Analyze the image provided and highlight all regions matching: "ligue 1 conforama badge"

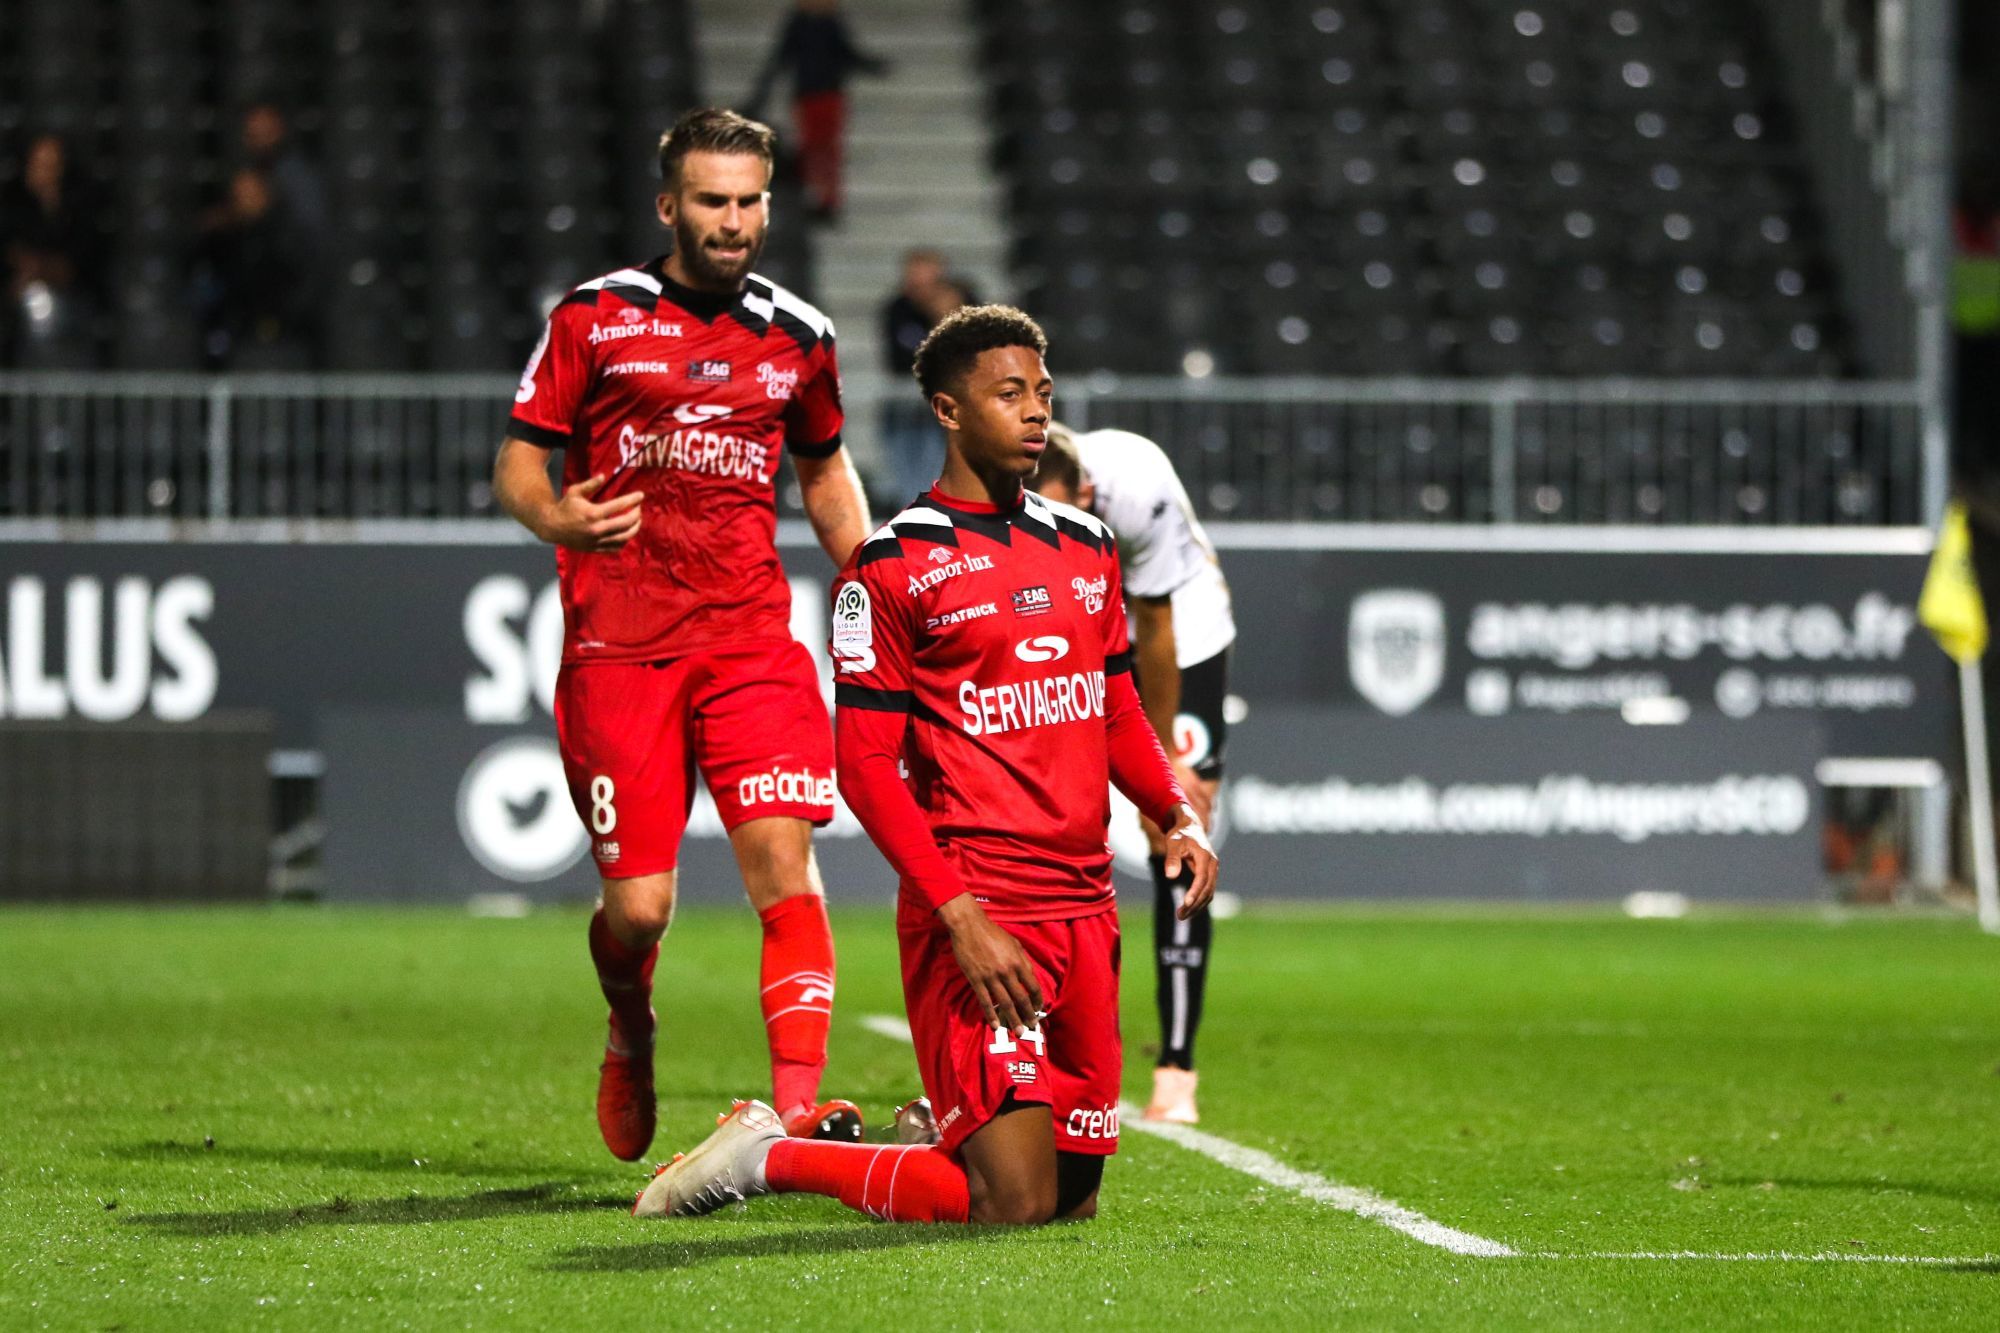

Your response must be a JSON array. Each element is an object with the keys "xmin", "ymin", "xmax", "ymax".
[
  {"xmin": 1348, "ymin": 589, "xmax": 1447, "ymax": 716},
  {"xmin": 831, "ymin": 581, "xmax": 875, "ymax": 674},
  {"xmin": 456, "ymin": 735, "xmax": 589, "ymax": 882}
]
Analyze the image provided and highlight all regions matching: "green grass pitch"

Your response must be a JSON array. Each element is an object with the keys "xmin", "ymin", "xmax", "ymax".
[{"xmin": 3, "ymin": 904, "xmax": 1998, "ymax": 1329}]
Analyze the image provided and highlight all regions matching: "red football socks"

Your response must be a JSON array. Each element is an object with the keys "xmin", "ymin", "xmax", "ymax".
[
  {"xmin": 758, "ymin": 894, "xmax": 836, "ymax": 1116},
  {"xmin": 765, "ymin": 1140, "xmax": 971, "ymax": 1223},
  {"xmin": 588, "ymin": 908, "xmax": 658, "ymax": 1054}
]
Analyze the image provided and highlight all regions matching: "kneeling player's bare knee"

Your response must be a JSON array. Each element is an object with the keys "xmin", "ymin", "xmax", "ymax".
[{"xmin": 969, "ymin": 1179, "xmax": 1059, "ymax": 1227}]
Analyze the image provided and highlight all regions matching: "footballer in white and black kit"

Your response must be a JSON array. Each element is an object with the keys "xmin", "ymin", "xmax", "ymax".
[{"xmin": 1032, "ymin": 424, "xmax": 1236, "ymax": 1125}]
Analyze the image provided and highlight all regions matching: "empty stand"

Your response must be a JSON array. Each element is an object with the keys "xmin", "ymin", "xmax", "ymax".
[{"xmin": 985, "ymin": 0, "xmax": 1850, "ymax": 380}]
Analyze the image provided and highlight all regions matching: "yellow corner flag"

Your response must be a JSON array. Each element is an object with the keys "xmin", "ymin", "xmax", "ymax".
[{"xmin": 1920, "ymin": 502, "xmax": 1989, "ymax": 663}]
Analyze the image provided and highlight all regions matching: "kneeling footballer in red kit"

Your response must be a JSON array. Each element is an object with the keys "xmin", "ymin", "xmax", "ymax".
[{"xmin": 636, "ymin": 305, "xmax": 1217, "ymax": 1224}]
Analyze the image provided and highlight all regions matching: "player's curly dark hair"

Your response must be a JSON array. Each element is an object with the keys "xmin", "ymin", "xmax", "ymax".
[
  {"xmin": 912, "ymin": 304, "xmax": 1049, "ymax": 399},
  {"xmin": 657, "ymin": 107, "xmax": 776, "ymax": 187}
]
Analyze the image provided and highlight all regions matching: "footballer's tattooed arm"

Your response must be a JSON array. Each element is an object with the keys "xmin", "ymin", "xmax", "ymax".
[{"xmin": 793, "ymin": 447, "xmax": 871, "ymax": 566}]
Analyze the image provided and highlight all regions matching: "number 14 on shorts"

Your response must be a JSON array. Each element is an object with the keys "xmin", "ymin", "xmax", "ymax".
[
  {"xmin": 988, "ymin": 1023, "xmax": 1046, "ymax": 1088},
  {"xmin": 987, "ymin": 1025, "xmax": 1045, "ymax": 1055}
]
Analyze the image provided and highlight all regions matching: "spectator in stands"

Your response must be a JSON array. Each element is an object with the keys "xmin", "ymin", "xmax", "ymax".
[
  {"xmin": 191, "ymin": 167, "xmax": 319, "ymax": 370},
  {"xmin": 746, "ymin": 0, "xmax": 890, "ymax": 224},
  {"xmin": 240, "ymin": 103, "xmax": 328, "ymax": 241},
  {"xmin": 1, "ymin": 132, "xmax": 103, "ymax": 368},
  {"xmin": 878, "ymin": 249, "xmax": 974, "ymax": 501},
  {"xmin": 883, "ymin": 249, "xmax": 944, "ymax": 377}
]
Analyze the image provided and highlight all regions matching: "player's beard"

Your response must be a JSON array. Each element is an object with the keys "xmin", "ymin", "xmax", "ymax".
[{"xmin": 675, "ymin": 215, "xmax": 765, "ymax": 290}]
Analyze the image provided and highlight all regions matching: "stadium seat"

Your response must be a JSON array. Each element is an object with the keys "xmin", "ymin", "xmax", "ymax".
[
  {"xmin": 981, "ymin": 0, "xmax": 1852, "ymax": 380},
  {"xmin": 0, "ymin": 0, "xmax": 704, "ymax": 377}
]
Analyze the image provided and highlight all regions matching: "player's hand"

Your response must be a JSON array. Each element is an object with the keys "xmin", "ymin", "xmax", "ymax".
[
  {"xmin": 1161, "ymin": 804, "xmax": 1218, "ymax": 920},
  {"xmin": 937, "ymin": 894, "xmax": 1044, "ymax": 1035},
  {"xmin": 540, "ymin": 474, "xmax": 643, "ymax": 552}
]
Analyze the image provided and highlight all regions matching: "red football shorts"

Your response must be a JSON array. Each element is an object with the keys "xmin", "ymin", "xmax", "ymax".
[
  {"xmin": 554, "ymin": 640, "xmax": 835, "ymax": 878},
  {"xmin": 897, "ymin": 903, "xmax": 1123, "ymax": 1157}
]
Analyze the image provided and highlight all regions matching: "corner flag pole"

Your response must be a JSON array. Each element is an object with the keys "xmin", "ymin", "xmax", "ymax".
[
  {"xmin": 1919, "ymin": 502, "xmax": 2000, "ymax": 933},
  {"xmin": 1959, "ymin": 657, "xmax": 2000, "ymax": 933}
]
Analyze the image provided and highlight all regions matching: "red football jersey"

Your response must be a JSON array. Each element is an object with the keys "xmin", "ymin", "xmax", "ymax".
[
  {"xmin": 508, "ymin": 259, "xmax": 843, "ymax": 663},
  {"xmin": 830, "ymin": 488, "xmax": 1138, "ymax": 920}
]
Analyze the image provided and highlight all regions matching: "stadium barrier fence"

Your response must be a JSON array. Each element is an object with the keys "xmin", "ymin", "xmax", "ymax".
[{"xmin": 0, "ymin": 373, "xmax": 1929, "ymax": 527}]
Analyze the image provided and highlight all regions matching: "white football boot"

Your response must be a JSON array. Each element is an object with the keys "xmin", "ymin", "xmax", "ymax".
[
  {"xmin": 632, "ymin": 1099, "xmax": 786, "ymax": 1218},
  {"xmin": 893, "ymin": 1096, "xmax": 941, "ymax": 1146},
  {"xmin": 1143, "ymin": 1067, "xmax": 1200, "ymax": 1124}
]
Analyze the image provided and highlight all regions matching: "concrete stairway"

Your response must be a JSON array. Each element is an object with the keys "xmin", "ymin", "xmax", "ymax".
[{"xmin": 690, "ymin": 0, "xmax": 1011, "ymax": 477}]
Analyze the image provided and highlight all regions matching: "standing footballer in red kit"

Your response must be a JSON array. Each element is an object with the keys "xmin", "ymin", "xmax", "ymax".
[
  {"xmin": 635, "ymin": 306, "xmax": 1219, "ymax": 1226},
  {"xmin": 492, "ymin": 108, "xmax": 873, "ymax": 1160}
]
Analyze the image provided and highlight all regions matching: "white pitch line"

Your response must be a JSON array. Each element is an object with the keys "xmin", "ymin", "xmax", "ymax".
[
  {"xmin": 857, "ymin": 1013, "xmax": 1512, "ymax": 1257},
  {"xmin": 1549, "ymin": 1251, "xmax": 2000, "ymax": 1266},
  {"xmin": 860, "ymin": 1013, "xmax": 913, "ymax": 1043},
  {"xmin": 1120, "ymin": 1111, "xmax": 1517, "ymax": 1257},
  {"xmin": 855, "ymin": 1015, "xmax": 1998, "ymax": 1267}
]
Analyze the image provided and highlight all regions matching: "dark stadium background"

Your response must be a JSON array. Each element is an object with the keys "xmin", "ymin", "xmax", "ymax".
[{"xmin": 0, "ymin": 0, "xmax": 1991, "ymax": 915}]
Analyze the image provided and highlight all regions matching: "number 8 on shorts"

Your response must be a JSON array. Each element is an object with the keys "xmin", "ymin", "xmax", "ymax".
[{"xmin": 589, "ymin": 775, "xmax": 617, "ymax": 835}]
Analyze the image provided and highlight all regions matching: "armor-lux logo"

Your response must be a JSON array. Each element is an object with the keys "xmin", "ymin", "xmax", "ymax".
[
  {"xmin": 906, "ymin": 553, "xmax": 994, "ymax": 595},
  {"xmin": 587, "ymin": 319, "xmax": 684, "ymax": 344}
]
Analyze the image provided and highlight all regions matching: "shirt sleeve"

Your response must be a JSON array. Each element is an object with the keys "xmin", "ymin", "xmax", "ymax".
[
  {"xmin": 1095, "ymin": 545, "xmax": 1184, "ymax": 825},
  {"xmin": 1118, "ymin": 478, "xmax": 1208, "ymax": 599},
  {"xmin": 829, "ymin": 554, "xmax": 911, "ymax": 703},
  {"xmin": 1106, "ymin": 671, "xmax": 1188, "ymax": 830},
  {"xmin": 1096, "ymin": 544, "xmax": 1134, "ymax": 678},
  {"xmin": 785, "ymin": 333, "xmax": 845, "ymax": 458},
  {"xmin": 830, "ymin": 554, "xmax": 972, "ymax": 911},
  {"xmin": 507, "ymin": 299, "xmax": 594, "ymax": 448}
]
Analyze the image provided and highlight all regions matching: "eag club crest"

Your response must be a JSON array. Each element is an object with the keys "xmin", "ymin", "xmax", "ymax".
[{"xmin": 1347, "ymin": 589, "xmax": 1446, "ymax": 716}]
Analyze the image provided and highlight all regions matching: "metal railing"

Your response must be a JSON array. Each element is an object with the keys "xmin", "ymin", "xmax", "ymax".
[
  {"xmin": 0, "ymin": 374, "xmax": 517, "ymax": 523},
  {"xmin": 0, "ymin": 371, "xmax": 1929, "ymax": 526},
  {"xmin": 1067, "ymin": 376, "xmax": 1927, "ymax": 525}
]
